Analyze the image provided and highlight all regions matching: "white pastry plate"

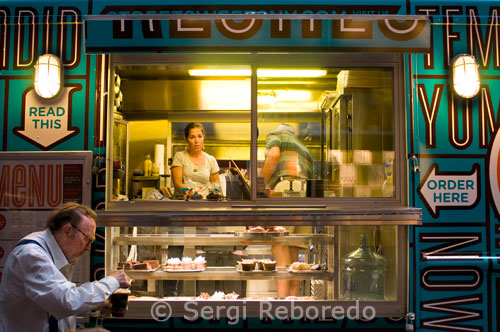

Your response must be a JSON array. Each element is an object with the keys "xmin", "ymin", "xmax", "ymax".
[
  {"xmin": 130, "ymin": 268, "xmax": 157, "ymax": 272},
  {"xmin": 237, "ymin": 269, "xmax": 278, "ymax": 273},
  {"xmin": 235, "ymin": 231, "xmax": 288, "ymax": 237},
  {"xmin": 164, "ymin": 269, "xmax": 205, "ymax": 272}
]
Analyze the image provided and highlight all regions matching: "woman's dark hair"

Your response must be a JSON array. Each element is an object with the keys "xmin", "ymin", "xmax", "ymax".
[
  {"xmin": 46, "ymin": 202, "xmax": 97, "ymax": 232},
  {"xmin": 184, "ymin": 122, "xmax": 205, "ymax": 139}
]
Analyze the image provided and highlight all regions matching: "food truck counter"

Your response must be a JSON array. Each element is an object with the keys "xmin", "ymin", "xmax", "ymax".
[
  {"xmin": 98, "ymin": 205, "xmax": 421, "ymax": 226},
  {"xmin": 99, "ymin": 207, "xmax": 419, "ymax": 319}
]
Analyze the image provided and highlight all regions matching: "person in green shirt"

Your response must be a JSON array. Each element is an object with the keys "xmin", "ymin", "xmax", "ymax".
[{"xmin": 262, "ymin": 123, "xmax": 314, "ymax": 298}]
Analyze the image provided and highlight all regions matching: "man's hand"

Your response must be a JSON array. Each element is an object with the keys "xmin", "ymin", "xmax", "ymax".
[
  {"xmin": 110, "ymin": 270, "xmax": 131, "ymax": 288},
  {"xmin": 97, "ymin": 298, "xmax": 112, "ymax": 310}
]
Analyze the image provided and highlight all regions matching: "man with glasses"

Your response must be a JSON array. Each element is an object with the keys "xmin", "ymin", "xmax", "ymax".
[{"xmin": 0, "ymin": 202, "xmax": 131, "ymax": 332}]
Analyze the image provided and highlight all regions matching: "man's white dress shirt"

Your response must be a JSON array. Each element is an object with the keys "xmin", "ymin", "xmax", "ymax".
[{"xmin": 0, "ymin": 229, "xmax": 119, "ymax": 332}]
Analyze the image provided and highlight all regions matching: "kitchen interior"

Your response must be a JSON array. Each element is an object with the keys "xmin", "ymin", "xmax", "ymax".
[{"xmin": 111, "ymin": 63, "xmax": 394, "ymax": 201}]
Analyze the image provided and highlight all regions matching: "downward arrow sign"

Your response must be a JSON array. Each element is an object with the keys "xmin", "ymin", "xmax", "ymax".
[
  {"xmin": 13, "ymin": 85, "xmax": 81, "ymax": 150},
  {"xmin": 417, "ymin": 163, "xmax": 480, "ymax": 218}
]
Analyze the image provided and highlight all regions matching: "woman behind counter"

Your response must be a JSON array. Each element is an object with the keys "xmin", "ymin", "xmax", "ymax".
[
  {"xmin": 171, "ymin": 122, "xmax": 220, "ymax": 197},
  {"xmin": 170, "ymin": 123, "xmax": 244, "ymax": 296}
]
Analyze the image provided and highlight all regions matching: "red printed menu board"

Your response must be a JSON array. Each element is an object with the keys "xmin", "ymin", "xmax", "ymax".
[
  {"xmin": 0, "ymin": 151, "xmax": 92, "ymax": 209},
  {"xmin": 0, "ymin": 152, "xmax": 92, "ymax": 283}
]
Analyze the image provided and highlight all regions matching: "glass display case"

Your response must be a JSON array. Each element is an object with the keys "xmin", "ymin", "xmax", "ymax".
[{"xmin": 100, "ymin": 209, "xmax": 415, "ymax": 319}]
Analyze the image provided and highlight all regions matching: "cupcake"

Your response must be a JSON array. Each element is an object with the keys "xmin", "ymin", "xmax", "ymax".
[
  {"xmin": 194, "ymin": 256, "xmax": 206, "ymax": 270},
  {"xmin": 167, "ymin": 257, "xmax": 181, "ymax": 269},
  {"xmin": 182, "ymin": 257, "xmax": 194, "ymax": 270},
  {"xmin": 262, "ymin": 260, "xmax": 277, "ymax": 271},
  {"xmin": 224, "ymin": 291, "xmax": 239, "ymax": 300},
  {"xmin": 211, "ymin": 291, "xmax": 225, "ymax": 300},
  {"xmin": 239, "ymin": 259, "xmax": 255, "ymax": 271}
]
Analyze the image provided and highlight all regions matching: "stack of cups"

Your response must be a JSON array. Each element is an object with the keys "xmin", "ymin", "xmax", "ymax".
[{"xmin": 154, "ymin": 144, "xmax": 165, "ymax": 175}]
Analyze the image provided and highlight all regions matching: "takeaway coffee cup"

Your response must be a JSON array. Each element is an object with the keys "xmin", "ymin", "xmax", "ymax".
[{"xmin": 110, "ymin": 288, "xmax": 131, "ymax": 317}]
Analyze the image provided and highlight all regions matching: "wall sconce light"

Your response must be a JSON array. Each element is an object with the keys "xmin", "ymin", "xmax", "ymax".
[
  {"xmin": 450, "ymin": 54, "xmax": 480, "ymax": 99},
  {"xmin": 34, "ymin": 54, "xmax": 63, "ymax": 99}
]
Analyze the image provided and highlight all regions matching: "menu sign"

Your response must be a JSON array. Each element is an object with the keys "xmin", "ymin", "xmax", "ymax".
[
  {"xmin": 0, "ymin": 152, "xmax": 92, "ymax": 209},
  {"xmin": 0, "ymin": 152, "xmax": 92, "ymax": 283},
  {"xmin": 63, "ymin": 164, "xmax": 84, "ymax": 204}
]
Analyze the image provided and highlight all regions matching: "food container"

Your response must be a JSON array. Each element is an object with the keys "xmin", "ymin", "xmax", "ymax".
[
  {"xmin": 239, "ymin": 261, "xmax": 255, "ymax": 271},
  {"xmin": 182, "ymin": 262, "xmax": 194, "ymax": 270},
  {"xmin": 194, "ymin": 261, "xmax": 206, "ymax": 270},
  {"xmin": 263, "ymin": 261, "xmax": 277, "ymax": 271}
]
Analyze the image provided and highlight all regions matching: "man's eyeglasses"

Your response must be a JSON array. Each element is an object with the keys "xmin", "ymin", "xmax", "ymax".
[{"xmin": 72, "ymin": 225, "xmax": 95, "ymax": 247}]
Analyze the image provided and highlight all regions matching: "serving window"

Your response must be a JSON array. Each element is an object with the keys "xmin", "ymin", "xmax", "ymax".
[
  {"xmin": 257, "ymin": 67, "xmax": 394, "ymax": 199},
  {"xmin": 108, "ymin": 53, "xmax": 405, "ymax": 205}
]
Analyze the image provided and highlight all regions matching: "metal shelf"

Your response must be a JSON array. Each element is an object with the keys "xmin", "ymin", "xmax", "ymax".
[
  {"xmin": 126, "ymin": 268, "xmax": 334, "ymax": 281},
  {"xmin": 113, "ymin": 233, "xmax": 334, "ymax": 246}
]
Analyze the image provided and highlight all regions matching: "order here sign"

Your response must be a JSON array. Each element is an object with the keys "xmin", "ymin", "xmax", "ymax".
[{"xmin": 417, "ymin": 163, "xmax": 480, "ymax": 218}]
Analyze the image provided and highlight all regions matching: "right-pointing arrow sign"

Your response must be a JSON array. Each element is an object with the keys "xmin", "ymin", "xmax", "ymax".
[{"xmin": 417, "ymin": 163, "xmax": 480, "ymax": 218}]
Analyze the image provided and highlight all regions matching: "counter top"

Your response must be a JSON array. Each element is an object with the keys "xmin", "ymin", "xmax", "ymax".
[{"xmin": 98, "ymin": 203, "xmax": 421, "ymax": 226}]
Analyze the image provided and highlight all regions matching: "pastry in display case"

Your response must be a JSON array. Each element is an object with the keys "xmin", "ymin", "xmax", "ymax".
[
  {"xmin": 106, "ymin": 225, "xmax": 336, "ymax": 301},
  {"xmin": 103, "ymin": 222, "xmax": 407, "ymax": 318}
]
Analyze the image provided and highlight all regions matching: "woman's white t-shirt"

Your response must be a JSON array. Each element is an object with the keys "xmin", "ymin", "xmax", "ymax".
[{"xmin": 171, "ymin": 151, "xmax": 220, "ymax": 194}]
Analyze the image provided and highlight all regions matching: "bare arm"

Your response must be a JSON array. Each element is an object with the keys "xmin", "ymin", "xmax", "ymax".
[
  {"xmin": 262, "ymin": 146, "xmax": 280, "ymax": 188},
  {"xmin": 210, "ymin": 172, "xmax": 220, "ymax": 184},
  {"xmin": 171, "ymin": 166, "xmax": 184, "ymax": 192}
]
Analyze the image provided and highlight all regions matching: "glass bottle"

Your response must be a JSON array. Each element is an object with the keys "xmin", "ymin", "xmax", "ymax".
[
  {"xmin": 381, "ymin": 161, "xmax": 394, "ymax": 197},
  {"xmin": 144, "ymin": 153, "xmax": 152, "ymax": 176},
  {"xmin": 341, "ymin": 234, "xmax": 386, "ymax": 300}
]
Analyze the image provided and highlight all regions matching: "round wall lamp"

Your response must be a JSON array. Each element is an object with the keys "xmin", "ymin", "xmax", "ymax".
[
  {"xmin": 34, "ymin": 54, "xmax": 63, "ymax": 99},
  {"xmin": 450, "ymin": 54, "xmax": 480, "ymax": 99}
]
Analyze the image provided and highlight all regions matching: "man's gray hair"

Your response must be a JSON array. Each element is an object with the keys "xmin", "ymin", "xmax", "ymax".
[{"xmin": 46, "ymin": 202, "xmax": 96, "ymax": 232}]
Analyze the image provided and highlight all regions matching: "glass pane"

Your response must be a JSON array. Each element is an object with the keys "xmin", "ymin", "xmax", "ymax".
[
  {"xmin": 115, "ymin": 64, "xmax": 251, "ymax": 201},
  {"xmin": 112, "ymin": 120, "xmax": 128, "ymax": 197},
  {"xmin": 338, "ymin": 225, "xmax": 398, "ymax": 301},
  {"xmin": 112, "ymin": 225, "xmax": 335, "ymax": 300},
  {"xmin": 110, "ymin": 225, "xmax": 400, "ymax": 302},
  {"xmin": 257, "ymin": 68, "xmax": 394, "ymax": 198}
]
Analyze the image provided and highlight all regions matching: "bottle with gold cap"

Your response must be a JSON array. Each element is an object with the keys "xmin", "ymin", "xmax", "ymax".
[
  {"xmin": 144, "ymin": 153, "xmax": 152, "ymax": 176},
  {"xmin": 382, "ymin": 161, "xmax": 394, "ymax": 197}
]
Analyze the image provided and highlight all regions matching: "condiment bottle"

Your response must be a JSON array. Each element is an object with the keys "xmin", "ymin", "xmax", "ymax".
[
  {"xmin": 382, "ymin": 161, "xmax": 394, "ymax": 197},
  {"xmin": 152, "ymin": 163, "xmax": 160, "ymax": 177},
  {"xmin": 144, "ymin": 153, "xmax": 152, "ymax": 176}
]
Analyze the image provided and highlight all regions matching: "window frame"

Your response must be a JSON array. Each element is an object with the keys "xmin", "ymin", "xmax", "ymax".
[{"xmin": 109, "ymin": 53, "xmax": 407, "ymax": 208}]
